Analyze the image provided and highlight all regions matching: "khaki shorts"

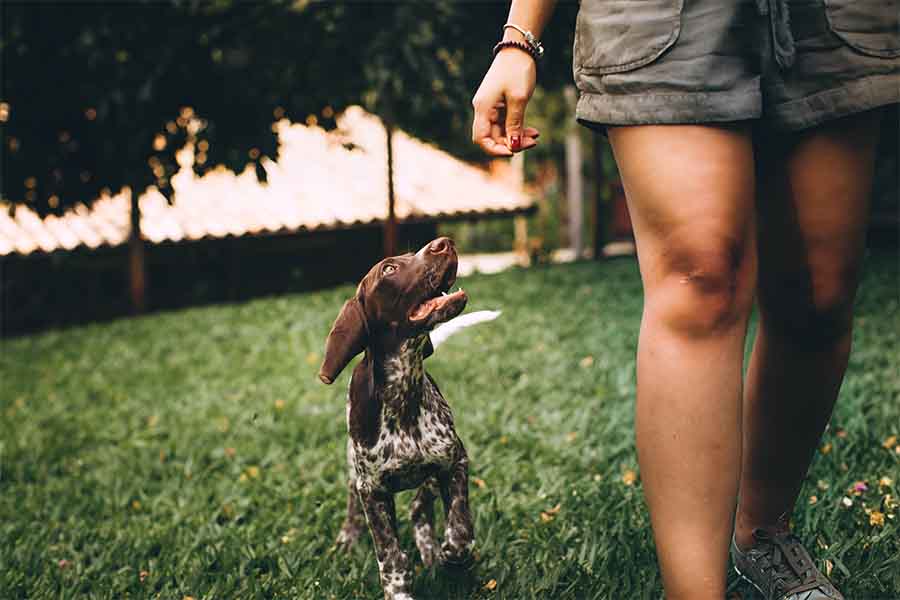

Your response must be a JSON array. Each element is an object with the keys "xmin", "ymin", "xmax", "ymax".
[{"xmin": 573, "ymin": 0, "xmax": 900, "ymax": 131}]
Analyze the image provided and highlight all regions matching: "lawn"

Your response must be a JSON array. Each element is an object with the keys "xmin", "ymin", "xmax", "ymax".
[{"xmin": 1, "ymin": 253, "xmax": 898, "ymax": 600}]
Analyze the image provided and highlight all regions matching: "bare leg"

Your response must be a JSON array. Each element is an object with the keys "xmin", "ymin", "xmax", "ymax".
[
  {"xmin": 735, "ymin": 109, "xmax": 883, "ymax": 547},
  {"xmin": 359, "ymin": 488, "xmax": 413, "ymax": 600},
  {"xmin": 438, "ymin": 454, "xmax": 475, "ymax": 567},
  {"xmin": 608, "ymin": 123, "xmax": 757, "ymax": 600},
  {"xmin": 410, "ymin": 477, "xmax": 439, "ymax": 567}
]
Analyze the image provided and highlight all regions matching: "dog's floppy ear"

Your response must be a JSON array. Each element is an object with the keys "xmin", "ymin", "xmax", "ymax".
[{"xmin": 319, "ymin": 299, "xmax": 368, "ymax": 384}]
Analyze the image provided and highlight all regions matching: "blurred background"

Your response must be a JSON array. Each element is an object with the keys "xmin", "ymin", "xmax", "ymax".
[{"xmin": 1, "ymin": 1, "xmax": 896, "ymax": 336}]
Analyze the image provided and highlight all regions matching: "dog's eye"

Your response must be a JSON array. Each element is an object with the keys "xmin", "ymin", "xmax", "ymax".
[{"xmin": 382, "ymin": 264, "xmax": 397, "ymax": 276}]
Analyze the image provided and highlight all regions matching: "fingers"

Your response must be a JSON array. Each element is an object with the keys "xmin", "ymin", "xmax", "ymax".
[
  {"xmin": 472, "ymin": 98, "xmax": 513, "ymax": 156},
  {"xmin": 504, "ymin": 95, "xmax": 528, "ymax": 152},
  {"xmin": 472, "ymin": 98, "xmax": 539, "ymax": 156}
]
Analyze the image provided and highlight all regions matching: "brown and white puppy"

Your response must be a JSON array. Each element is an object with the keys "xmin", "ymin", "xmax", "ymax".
[{"xmin": 319, "ymin": 237, "xmax": 475, "ymax": 600}]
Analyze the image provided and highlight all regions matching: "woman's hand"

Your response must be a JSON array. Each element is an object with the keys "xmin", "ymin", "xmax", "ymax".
[{"xmin": 471, "ymin": 48, "xmax": 540, "ymax": 156}]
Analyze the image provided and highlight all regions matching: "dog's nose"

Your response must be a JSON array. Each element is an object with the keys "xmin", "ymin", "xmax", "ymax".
[{"xmin": 428, "ymin": 237, "xmax": 454, "ymax": 255}]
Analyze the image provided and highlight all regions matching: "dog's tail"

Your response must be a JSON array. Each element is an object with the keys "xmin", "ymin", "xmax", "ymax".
[{"xmin": 430, "ymin": 310, "xmax": 501, "ymax": 351}]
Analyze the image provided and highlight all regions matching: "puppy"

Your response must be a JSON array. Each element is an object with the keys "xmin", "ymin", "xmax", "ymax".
[{"xmin": 319, "ymin": 237, "xmax": 476, "ymax": 600}]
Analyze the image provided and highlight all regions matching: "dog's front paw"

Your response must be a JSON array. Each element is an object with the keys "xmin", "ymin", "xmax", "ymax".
[
  {"xmin": 413, "ymin": 523, "xmax": 438, "ymax": 567},
  {"xmin": 438, "ymin": 541, "xmax": 474, "ymax": 569},
  {"xmin": 418, "ymin": 542, "xmax": 437, "ymax": 568}
]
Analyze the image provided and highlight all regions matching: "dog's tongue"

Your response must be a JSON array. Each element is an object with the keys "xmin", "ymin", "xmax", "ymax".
[
  {"xmin": 410, "ymin": 290, "xmax": 464, "ymax": 321},
  {"xmin": 410, "ymin": 297, "xmax": 441, "ymax": 320}
]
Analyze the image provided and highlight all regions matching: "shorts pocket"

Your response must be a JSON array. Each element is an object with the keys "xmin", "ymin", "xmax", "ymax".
[
  {"xmin": 574, "ymin": 0, "xmax": 684, "ymax": 75},
  {"xmin": 823, "ymin": 0, "xmax": 900, "ymax": 58}
]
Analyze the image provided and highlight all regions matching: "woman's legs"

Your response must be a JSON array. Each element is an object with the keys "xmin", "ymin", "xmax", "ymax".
[
  {"xmin": 734, "ymin": 109, "xmax": 884, "ymax": 547},
  {"xmin": 608, "ymin": 123, "xmax": 757, "ymax": 600}
]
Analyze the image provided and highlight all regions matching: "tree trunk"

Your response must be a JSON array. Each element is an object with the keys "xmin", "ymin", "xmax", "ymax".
[
  {"xmin": 128, "ymin": 188, "xmax": 146, "ymax": 314},
  {"xmin": 383, "ymin": 118, "xmax": 397, "ymax": 258},
  {"xmin": 564, "ymin": 86, "xmax": 583, "ymax": 259}
]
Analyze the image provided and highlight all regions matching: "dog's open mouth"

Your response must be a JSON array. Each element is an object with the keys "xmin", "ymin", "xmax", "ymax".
[{"xmin": 409, "ymin": 288, "xmax": 466, "ymax": 322}]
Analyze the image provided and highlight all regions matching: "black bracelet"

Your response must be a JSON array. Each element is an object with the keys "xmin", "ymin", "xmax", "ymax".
[{"xmin": 492, "ymin": 40, "xmax": 539, "ymax": 62}]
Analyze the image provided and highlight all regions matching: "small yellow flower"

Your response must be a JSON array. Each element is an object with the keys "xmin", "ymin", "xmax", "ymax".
[
  {"xmin": 131, "ymin": 500, "xmax": 142, "ymax": 511},
  {"xmin": 820, "ymin": 442, "xmax": 832, "ymax": 455},
  {"xmin": 540, "ymin": 503, "xmax": 561, "ymax": 522},
  {"xmin": 579, "ymin": 356, "xmax": 594, "ymax": 368},
  {"xmin": 484, "ymin": 579, "xmax": 498, "ymax": 591},
  {"xmin": 566, "ymin": 432, "xmax": 578, "ymax": 443},
  {"xmin": 869, "ymin": 510, "xmax": 885, "ymax": 527},
  {"xmin": 879, "ymin": 476, "xmax": 893, "ymax": 489},
  {"xmin": 622, "ymin": 470, "xmax": 637, "ymax": 486},
  {"xmin": 274, "ymin": 399, "xmax": 285, "ymax": 410},
  {"xmin": 809, "ymin": 495, "xmax": 818, "ymax": 505},
  {"xmin": 882, "ymin": 435, "xmax": 897, "ymax": 449},
  {"xmin": 246, "ymin": 466, "xmax": 260, "ymax": 479},
  {"xmin": 473, "ymin": 477, "xmax": 487, "ymax": 489},
  {"xmin": 499, "ymin": 435, "xmax": 509, "ymax": 445}
]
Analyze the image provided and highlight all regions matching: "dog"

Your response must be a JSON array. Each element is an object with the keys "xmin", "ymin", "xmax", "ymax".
[{"xmin": 319, "ymin": 237, "xmax": 485, "ymax": 600}]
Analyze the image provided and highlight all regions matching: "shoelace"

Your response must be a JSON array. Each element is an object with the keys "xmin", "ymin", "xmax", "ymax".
[{"xmin": 750, "ymin": 529, "xmax": 816, "ymax": 595}]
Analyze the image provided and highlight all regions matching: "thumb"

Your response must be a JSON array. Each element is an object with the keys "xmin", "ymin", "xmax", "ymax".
[{"xmin": 504, "ymin": 96, "xmax": 527, "ymax": 151}]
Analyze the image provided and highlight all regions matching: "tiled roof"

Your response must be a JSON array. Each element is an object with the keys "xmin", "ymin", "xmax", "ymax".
[{"xmin": 0, "ymin": 106, "xmax": 531, "ymax": 256}]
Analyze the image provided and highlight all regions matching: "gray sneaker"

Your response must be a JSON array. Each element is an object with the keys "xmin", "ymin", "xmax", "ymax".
[{"xmin": 730, "ymin": 528, "xmax": 844, "ymax": 600}]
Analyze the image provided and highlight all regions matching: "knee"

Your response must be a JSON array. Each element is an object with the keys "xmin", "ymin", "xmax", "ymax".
[
  {"xmin": 759, "ymin": 261, "xmax": 860, "ymax": 347},
  {"xmin": 647, "ymin": 233, "xmax": 755, "ymax": 337}
]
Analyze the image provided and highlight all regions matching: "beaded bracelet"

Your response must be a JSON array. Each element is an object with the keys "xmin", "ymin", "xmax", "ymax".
[{"xmin": 492, "ymin": 40, "xmax": 540, "ymax": 62}]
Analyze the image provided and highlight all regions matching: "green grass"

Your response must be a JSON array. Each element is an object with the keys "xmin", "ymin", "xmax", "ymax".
[{"xmin": 2, "ymin": 253, "xmax": 898, "ymax": 600}]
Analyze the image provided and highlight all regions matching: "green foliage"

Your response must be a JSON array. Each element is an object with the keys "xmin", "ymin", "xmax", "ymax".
[
  {"xmin": 1, "ymin": 1, "xmax": 578, "ymax": 215},
  {"xmin": 2, "ymin": 254, "xmax": 898, "ymax": 599}
]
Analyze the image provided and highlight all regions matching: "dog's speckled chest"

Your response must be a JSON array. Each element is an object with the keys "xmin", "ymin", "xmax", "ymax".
[{"xmin": 349, "ymin": 361, "xmax": 462, "ymax": 494}]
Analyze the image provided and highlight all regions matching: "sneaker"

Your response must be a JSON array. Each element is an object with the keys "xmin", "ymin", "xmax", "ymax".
[{"xmin": 730, "ymin": 528, "xmax": 844, "ymax": 600}]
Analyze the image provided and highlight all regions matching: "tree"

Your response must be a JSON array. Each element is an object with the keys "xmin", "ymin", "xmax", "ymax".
[{"xmin": 1, "ymin": 1, "xmax": 578, "ymax": 305}]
